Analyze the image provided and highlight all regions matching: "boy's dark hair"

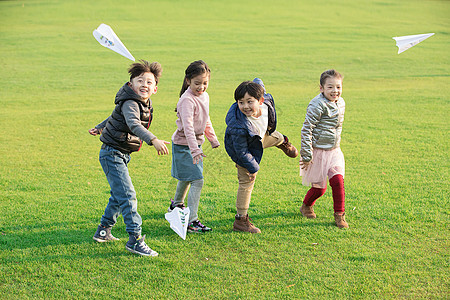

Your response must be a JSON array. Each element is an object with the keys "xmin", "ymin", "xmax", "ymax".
[
  {"xmin": 128, "ymin": 60, "xmax": 162, "ymax": 85},
  {"xmin": 234, "ymin": 81, "xmax": 264, "ymax": 101},
  {"xmin": 319, "ymin": 69, "xmax": 343, "ymax": 87},
  {"xmin": 180, "ymin": 60, "xmax": 210, "ymax": 97}
]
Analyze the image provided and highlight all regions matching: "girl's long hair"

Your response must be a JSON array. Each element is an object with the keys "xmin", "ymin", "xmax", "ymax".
[{"xmin": 179, "ymin": 60, "xmax": 210, "ymax": 97}]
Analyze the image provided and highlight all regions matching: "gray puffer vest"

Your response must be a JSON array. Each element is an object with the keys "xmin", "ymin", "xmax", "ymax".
[{"xmin": 100, "ymin": 83, "xmax": 153, "ymax": 154}]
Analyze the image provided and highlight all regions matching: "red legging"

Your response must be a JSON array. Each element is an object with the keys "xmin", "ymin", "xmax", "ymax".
[{"xmin": 303, "ymin": 175, "xmax": 345, "ymax": 213}]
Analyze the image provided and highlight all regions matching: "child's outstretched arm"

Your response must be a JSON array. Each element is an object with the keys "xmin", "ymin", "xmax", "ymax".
[
  {"xmin": 122, "ymin": 100, "xmax": 170, "ymax": 155},
  {"xmin": 204, "ymin": 117, "xmax": 220, "ymax": 149},
  {"xmin": 88, "ymin": 117, "xmax": 110, "ymax": 136},
  {"xmin": 300, "ymin": 102, "xmax": 323, "ymax": 163},
  {"xmin": 151, "ymin": 138, "xmax": 170, "ymax": 155},
  {"xmin": 299, "ymin": 159, "xmax": 311, "ymax": 171},
  {"xmin": 88, "ymin": 128, "xmax": 102, "ymax": 136},
  {"xmin": 248, "ymin": 172, "xmax": 257, "ymax": 181},
  {"xmin": 192, "ymin": 153, "xmax": 206, "ymax": 165},
  {"xmin": 229, "ymin": 133, "xmax": 260, "ymax": 174},
  {"xmin": 178, "ymin": 99, "xmax": 204, "ymax": 161}
]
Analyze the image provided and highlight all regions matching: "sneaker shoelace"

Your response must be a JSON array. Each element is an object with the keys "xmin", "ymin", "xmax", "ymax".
[{"xmin": 139, "ymin": 240, "xmax": 153, "ymax": 253}]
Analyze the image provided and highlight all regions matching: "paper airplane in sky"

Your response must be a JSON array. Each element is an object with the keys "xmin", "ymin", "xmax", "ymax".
[
  {"xmin": 165, "ymin": 207, "xmax": 190, "ymax": 240},
  {"xmin": 392, "ymin": 33, "xmax": 435, "ymax": 54},
  {"xmin": 93, "ymin": 23, "xmax": 135, "ymax": 61}
]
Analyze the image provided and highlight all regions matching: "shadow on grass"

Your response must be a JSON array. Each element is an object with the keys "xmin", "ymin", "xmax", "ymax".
[
  {"xmin": 144, "ymin": 209, "xmax": 337, "ymax": 236},
  {"xmin": 253, "ymin": 210, "xmax": 336, "ymax": 227},
  {"xmin": 0, "ymin": 209, "xmax": 338, "ymax": 253},
  {"xmin": 0, "ymin": 226, "xmax": 114, "ymax": 251}
]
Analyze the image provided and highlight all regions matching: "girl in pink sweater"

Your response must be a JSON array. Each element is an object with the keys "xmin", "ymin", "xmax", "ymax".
[{"xmin": 169, "ymin": 60, "xmax": 220, "ymax": 233}]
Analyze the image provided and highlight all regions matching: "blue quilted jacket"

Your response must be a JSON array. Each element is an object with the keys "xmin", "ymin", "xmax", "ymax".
[{"xmin": 224, "ymin": 93, "xmax": 277, "ymax": 174}]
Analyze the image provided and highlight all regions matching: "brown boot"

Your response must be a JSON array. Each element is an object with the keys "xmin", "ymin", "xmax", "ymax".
[
  {"xmin": 276, "ymin": 135, "xmax": 299, "ymax": 158},
  {"xmin": 300, "ymin": 203, "xmax": 316, "ymax": 219},
  {"xmin": 334, "ymin": 213, "xmax": 349, "ymax": 228},
  {"xmin": 233, "ymin": 214, "xmax": 261, "ymax": 233}
]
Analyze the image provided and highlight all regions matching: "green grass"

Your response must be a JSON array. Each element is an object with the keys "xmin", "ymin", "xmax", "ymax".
[{"xmin": 0, "ymin": 0, "xmax": 449, "ymax": 298}]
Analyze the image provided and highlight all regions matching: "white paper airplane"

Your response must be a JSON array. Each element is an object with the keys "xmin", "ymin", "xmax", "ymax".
[
  {"xmin": 392, "ymin": 33, "xmax": 435, "ymax": 54},
  {"xmin": 93, "ymin": 23, "xmax": 135, "ymax": 61},
  {"xmin": 165, "ymin": 207, "xmax": 190, "ymax": 240}
]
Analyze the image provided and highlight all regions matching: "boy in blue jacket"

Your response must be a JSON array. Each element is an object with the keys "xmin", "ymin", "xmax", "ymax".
[{"xmin": 224, "ymin": 79, "xmax": 298, "ymax": 233}]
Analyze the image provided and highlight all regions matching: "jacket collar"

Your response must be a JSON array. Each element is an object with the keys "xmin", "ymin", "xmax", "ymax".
[{"xmin": 226, "ymin": 102, "xmax": 259, "ymax": 137}]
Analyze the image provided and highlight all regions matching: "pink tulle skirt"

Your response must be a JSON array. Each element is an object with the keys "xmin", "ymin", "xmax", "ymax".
[{"xmin": 300, "ymin": 147, "xmax": 345, "ymax": 188}]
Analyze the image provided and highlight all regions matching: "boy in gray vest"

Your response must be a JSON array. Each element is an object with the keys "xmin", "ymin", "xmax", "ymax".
[{"xmin": 89, "ymin": 60, "xmax": 170, "ymax": 256}]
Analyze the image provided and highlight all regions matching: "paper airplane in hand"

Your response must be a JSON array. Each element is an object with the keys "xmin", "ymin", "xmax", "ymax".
[
  {"xmin": 93, "ymin": 23, "xmax": 135, "ymax": 61},
  {"xmin": 392, "ymin": 33, "xmax": 435, "ymax": 54},
  {"xmin": 165, "ymin": 207, "xmax": 190, "ymax": 240}
]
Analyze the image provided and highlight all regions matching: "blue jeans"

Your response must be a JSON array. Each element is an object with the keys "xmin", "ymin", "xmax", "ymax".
[{"xmin": 99, "ymin": 145, "xmax": 142, "ymax": 236}]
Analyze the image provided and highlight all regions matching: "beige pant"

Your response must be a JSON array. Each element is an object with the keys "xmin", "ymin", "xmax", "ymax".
[{"xmin": 236, "ymin": 131, "xmax": 284, "ymax": 215}]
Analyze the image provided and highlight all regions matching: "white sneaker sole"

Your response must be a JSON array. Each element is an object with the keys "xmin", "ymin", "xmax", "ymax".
[
  {"xmin": 125, "ymin": 246, "xmax": 159, "ymax": 257},
  {"xmin": 93, "ymin": 236, "xmax": 119, "ymax": 242}
]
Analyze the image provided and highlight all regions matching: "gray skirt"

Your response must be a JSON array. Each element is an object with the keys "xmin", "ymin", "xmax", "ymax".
[{"xmin": 171, "ymin": 143, "xmax": 203, "ymax": 181}]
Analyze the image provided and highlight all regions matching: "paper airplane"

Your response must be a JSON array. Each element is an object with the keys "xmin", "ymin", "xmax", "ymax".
[
  {"xmin": 93, "ymin": 23, "xmax": 135, "ymax": 61},
  {"xmin": 165, "ymin": 207, "xmax": 190, "ymax": 240},
  {"xmin": 392, "ymin": 33, "xmax": 435, "ymax": 54}
]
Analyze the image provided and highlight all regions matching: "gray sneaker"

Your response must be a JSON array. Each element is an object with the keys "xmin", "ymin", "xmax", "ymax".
[
  {"xmin": 125, "ymin": 235, "xmax": 158, "ymax": 257},
  {"xmin": 93, "ymin": 225, "xmax": 119, "ymax": 242}
]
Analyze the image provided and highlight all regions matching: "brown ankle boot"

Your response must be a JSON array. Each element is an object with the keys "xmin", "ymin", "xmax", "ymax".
[
  {"xmin": 334, "ymin": 213, "xmax": 349, "ymax": 228},
  {"xmin": 300, "ymin": 203, "xmax": 316, "ymax": 219},
  {"xmin": 276, "ymin": 136, "xmax": 299, "ymax": 158},
  {"xmin": 233, "ymin": 214, "xmax": 261, "ymax": 233}
]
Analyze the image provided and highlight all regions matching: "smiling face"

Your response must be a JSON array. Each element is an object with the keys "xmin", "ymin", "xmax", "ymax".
[
  {"xmin": 129, "ymin": 72, "xmax": 158, "ymax": 100},
  {"xmin": 237, "ymin": 92, "xmax": 264, "ymax": 117},
  {"xmin": 187, "ymin": 73, "xmax": 209, "ymax": 96},
  {"xmin": 320, "ymin": 76, "xmax": 342, "ymax": 102}
]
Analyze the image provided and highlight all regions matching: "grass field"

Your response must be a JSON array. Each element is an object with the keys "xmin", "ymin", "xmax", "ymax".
[{"xmin": 0, "ymin": 0, "xmax": 449, "ymax": 299}]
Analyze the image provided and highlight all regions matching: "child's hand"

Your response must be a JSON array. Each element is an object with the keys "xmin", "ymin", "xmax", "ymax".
[
  {"xmin": 299, "ymin": 160, "xmax": 311, "ymax": 171},
  {"xmin": 152, "ymin": 139, "xmax": 170, "ymax": 155},
  {"xmin": 193, "ymin": 153, "xmax": 206, "ymax": 164},
  {"xmin": 89, "ymin": 128, "xmax": 102, "ymax": 136},
  {"xmin": 248, "ymin": 172, "xmax": 256, "ymax": 181}
]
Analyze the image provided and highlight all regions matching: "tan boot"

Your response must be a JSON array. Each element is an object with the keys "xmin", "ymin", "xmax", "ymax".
[
  {"xmin": 300, "ymin": 203, "xmax": 316, "ymax": 219},
  {"xmin": 233, "ymin": 214, "xmax": 261, "ymax": 233},
  {"xmin": 334, "ymin": 213, "xmax": 349, "ymax": 228}
]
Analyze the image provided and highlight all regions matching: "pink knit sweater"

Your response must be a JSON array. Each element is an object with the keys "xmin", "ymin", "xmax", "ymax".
[{"xmin": 171, "ymin": 87, "xmax": 220, "ymax": 157}]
